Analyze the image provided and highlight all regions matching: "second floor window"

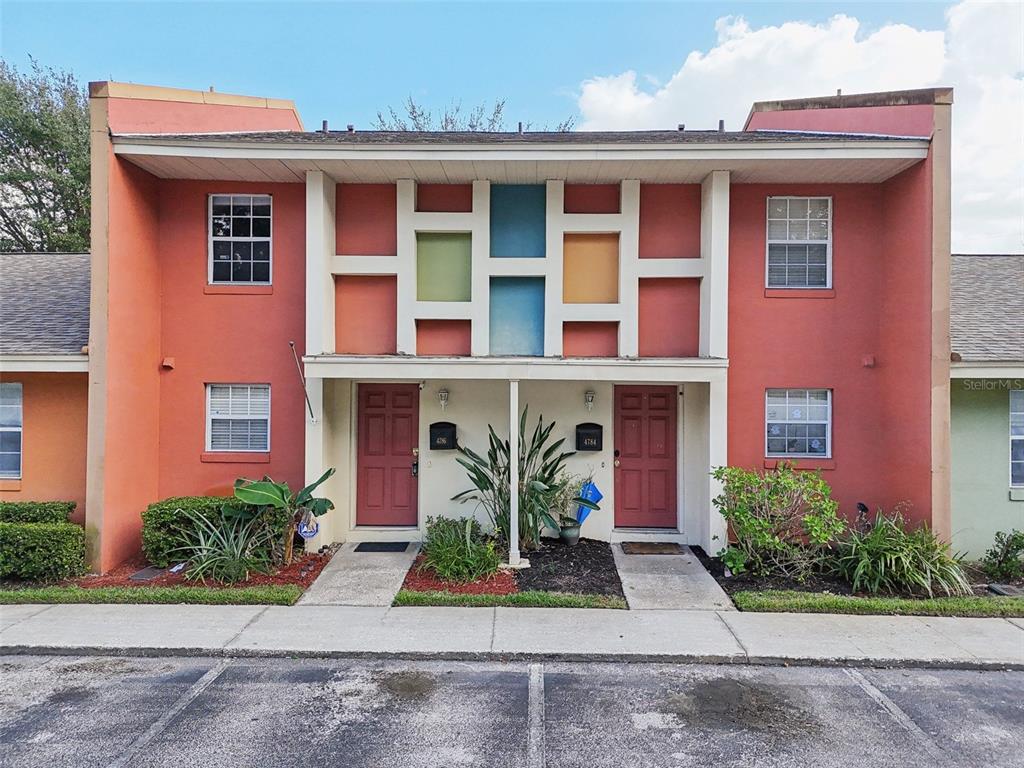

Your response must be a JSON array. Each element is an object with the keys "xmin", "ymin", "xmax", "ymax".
[
  {"xmin": 209, "ymin": 194, "xmax": 272, "ymax": 284},
  {"xmin": 766, "ymin": 196, "xmax": 831, "ymax": 289}
]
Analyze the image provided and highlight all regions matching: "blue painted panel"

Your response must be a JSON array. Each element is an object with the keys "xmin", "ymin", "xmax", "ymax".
[
  {"xmin": 489, "ymin": 277, "xmax": 545, "ymax": 356},
  {"xmin": 490, "ymin": 185, "xmax": 546, "ymax": 258}
]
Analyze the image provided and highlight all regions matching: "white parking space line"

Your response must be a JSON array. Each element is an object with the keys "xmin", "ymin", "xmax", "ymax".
[{"xmin": 527, "ymin": 663, "xmax": 546, "ymax": 768}]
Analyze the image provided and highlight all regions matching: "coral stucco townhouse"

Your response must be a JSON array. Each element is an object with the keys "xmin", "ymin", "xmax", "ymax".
[{"xmin": 3, "ymin": 82, "xmax": 958, "ymax": 573}]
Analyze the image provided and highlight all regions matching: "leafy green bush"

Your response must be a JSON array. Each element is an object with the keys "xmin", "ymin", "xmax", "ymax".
[
  {"xmin": 141, "ymin": 496, "xmax": 288, "ymax": 567},
  {"xmin": 170, "ymin": 509, "xmax": 274, "ymax": 584},
  {"xmin": 0, "ymin": 501, "xmax": 75, "ymax": 524},
  {"xmin": 982, "ymin": 530, "xmax": 1024, "ymax": 582},
  {"xmin": 711, "ymin": 464, "xmax": 845, "ymax": 580},
  {"xmin": 420, "ymin": 516, "xmax": 500, "ymax": 583},
  {"xmin": 0, "ymin": 521, "xmax": 86, "ymax": 581},
  {"xmin": 832, "ymin": 508, "xmax": 972, "ymax": 597}
]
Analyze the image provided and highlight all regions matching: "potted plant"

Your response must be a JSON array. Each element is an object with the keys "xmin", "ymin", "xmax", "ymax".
[
  {"xmin": 559, "ymin": 514, "xmax": 582, "ymax": 546},
  {"xmin": 553, "ymin": 473, "xmax": 601, "ymax": 547}
]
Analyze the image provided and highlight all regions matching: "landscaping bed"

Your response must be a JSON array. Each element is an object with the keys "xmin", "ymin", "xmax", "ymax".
[{"xmin": 398, "ymin": 536, "xmax": 627, "ymax": 609}]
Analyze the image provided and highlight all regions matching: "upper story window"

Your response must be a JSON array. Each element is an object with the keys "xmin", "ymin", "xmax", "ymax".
[
  {"xmin": 766, "ymin": 196, "xmax": 831, "ymax": 289},
  {"xmin": 1011, "ymin": 390, "xmax": 1023, "ymax": 487},
  {"xmin": 209, "ymin": 195, "xmax": 272, "ymax": 285},
  {"xmin": 206, "ymin": 384, "xmax": 270, "ymax": 452},
  {"xmin": 0, "ymin": 383, "xmax": 23, "ymax": 479},
  {"xmin": 766, "ymin": 388, "xmax": 831, "ymax": 458}
]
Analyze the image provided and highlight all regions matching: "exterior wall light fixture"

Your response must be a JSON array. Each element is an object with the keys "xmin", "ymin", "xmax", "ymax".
[
  {"xmin": 438, "ymin": 388, "xmax": 450, "ymax": 411},
  {"xmin": 584, "ymin": 390, "xmax": 595, "ymax": 412}
]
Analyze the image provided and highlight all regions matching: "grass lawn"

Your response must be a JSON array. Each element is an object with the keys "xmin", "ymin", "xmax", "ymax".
[
  {"xmin": 394, "ymin": 589, "xmax": 627, "ymax": 609},
  {"xmin": 0, "ymin": 584, "xmax": 302, "ymax": 606},
  {"xmin": 733, "ymin": 590, "xmax": 1024, "ymax": 618}
]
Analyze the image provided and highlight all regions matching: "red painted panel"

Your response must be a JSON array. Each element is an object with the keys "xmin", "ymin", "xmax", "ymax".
[
  {"xmin": 564, "ymin": 184, "xmax": 620, "ymax": 213},
  {"xmin": 357, "ymin": 383, "xmax": 419, "ymax": 526},
  {"xmin": 336, "ymin": 184, "xmax": 397, "ymax": 256},
  {"xmin": 638, "ymin": 278, "xmax": 700, "ymax": 357},
  {"xmin": 563, "ymin": 322, "xmax": 618, "ymax": 357},
  {"xmin": 417, "ymin": 320, "xmax": 472, "ymax": 356},
  {"xmin": 417, "ymin": 184, "xmax": 473, "ymax": 212},
  {"xmin": 639, "ymin": 184, "xmax": 701, "ymax": 258},
  {"xmin": 746, "ymin": 104, "xmax": 934, "ymax": 138},
  {"xmin": 614, "ymin": 385, "xmax": 677, "ymax": 528},
  {"xmin": 107, "ymin": 98, "xmax": 301, "ymax": 135},
  {"xmin": 334, "ymin": 276, "xmax": 397, "ymax": 354}
]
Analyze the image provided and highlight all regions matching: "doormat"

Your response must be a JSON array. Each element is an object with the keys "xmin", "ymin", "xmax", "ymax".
[
  {"xmin": 621, "ymin": 542, "xmax": 684, "ymax": 555},
  {"xmin": 354, "ymin": 542, "xmax": 410, "ymax": 553}
]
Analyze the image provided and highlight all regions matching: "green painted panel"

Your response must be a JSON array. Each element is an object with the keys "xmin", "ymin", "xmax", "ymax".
[
  {"xmin": 950, "ymin": 382, "xmax": 1024, "ymax": 559},
  {"xmin": 417, "ymin": 233, "xmax": 472, "ymax": 301}
]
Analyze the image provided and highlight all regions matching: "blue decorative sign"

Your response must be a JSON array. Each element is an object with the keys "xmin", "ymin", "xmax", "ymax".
[{"xmin": 297, "ymin": 519, "xmax": 320, "ymax": 540}]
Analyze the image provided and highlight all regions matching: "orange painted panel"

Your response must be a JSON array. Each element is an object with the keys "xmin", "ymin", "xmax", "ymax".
[
  {"xmin": 106, "ymin": 98, "xmax": 301, "ymax": 135},
  {"xmin": 336, "ymin": 184, "xmax": 397, "ymax": 255},
  {"xmin": 417, "ymin": 184, "xmax": 473, "ymax": 212},
  {"xmin": 335, "ymin": 276, "xmax": 398, "ymax": 354},
  {"xmin": 639, "ymin": 184, "xmax": 701, "ymax": 258},
  {"xmin": 564, "ymin": 184, "xmax": 620, "ymax": 213},
  {"xmin": 563, "ymin": 233, "xmax": 619, "ymax": 303},
  {"xmin": 638, "ymin": 278, "xmax": 700, "ymax": 357},
  {"xmin": 0, "ymin": 373, "xmax": 88, "ymax": 525},
  {"xmin": 563, "ymin": 322, "xmax": 618, "ymax": 357},
  {"xmin": 417, "ymin": 320, "xmax": 472, "ymax": 356}
]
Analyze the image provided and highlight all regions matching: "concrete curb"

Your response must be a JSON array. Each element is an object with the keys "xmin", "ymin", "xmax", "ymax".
[{"xmin": 4, "ymin": 644, "xmax": 1023, "ymax": 671}]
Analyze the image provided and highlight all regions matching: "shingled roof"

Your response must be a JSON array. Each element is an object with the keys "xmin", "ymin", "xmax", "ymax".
[
  {"xmin": 0, "ymin": 252, "xmax": 90, "ymax": 356},
  {"xmin": 950, "ymin": 254, "xmax": 1024, "ymax": 363}
]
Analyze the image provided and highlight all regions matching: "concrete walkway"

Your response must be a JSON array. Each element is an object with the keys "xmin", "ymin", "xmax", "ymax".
[
  {"xmin": 298, "ymin": 542, "xmax": 419, "ymax": 606},
  {"xmin": 612, "ymin": 544, "xmax": 734, "ymax": 611},
  {"xmin": 2, "ymin": 603, "xmax": 1022, "ymax": 669}
]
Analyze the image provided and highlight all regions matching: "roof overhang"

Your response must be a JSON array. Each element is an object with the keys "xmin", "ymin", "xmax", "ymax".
[
  {"xmin": 112, "ymin": 136, "xmax": 929, "ymax": 184},
  {"xmin": 950, "ymin": 361, "xmax": 1024, "ymax": 379},
  {"xmin": 0, "ymin": 354, "xmax": 89, "ymax": 373},
  {"xmin": 303, "ymin": 355, "xmax": 727, "ymax": 383}
]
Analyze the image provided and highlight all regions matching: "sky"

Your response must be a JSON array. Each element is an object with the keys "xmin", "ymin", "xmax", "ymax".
[{"xmin": 1, "ymin": 0, "xmax": 1021, "ymax": 252}]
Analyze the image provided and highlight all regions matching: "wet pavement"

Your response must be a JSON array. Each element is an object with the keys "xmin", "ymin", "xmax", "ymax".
[{"xmin": 1, "ymin": 655, "xmax": 1021, "ymax": 767}]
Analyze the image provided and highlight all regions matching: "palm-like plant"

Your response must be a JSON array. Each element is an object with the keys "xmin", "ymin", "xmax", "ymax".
[
  {"xmin": 232, "ymin": 468, "xmax": 335, "ymax": 564},
  {"xmin": 171, "ymin": 509, "xmax": 273, "ymax": 584},
  {"xmin": 452, "ymin": 408, "xmax": 597, "ymax": 551}
]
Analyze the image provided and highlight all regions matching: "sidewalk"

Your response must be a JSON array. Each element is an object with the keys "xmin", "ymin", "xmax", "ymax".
[{"xmin": 3, "ymin": 603, "xmax": 1022, "ymax": 669}]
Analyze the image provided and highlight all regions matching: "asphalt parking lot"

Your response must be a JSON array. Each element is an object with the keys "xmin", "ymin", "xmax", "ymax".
[{"xmin": 1, "ymin": 655, "xmax": 1021, "ymax": 767}]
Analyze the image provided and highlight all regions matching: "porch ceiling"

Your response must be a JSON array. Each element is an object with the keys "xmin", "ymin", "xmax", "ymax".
[
  {"xmin": 112, "ymin": 138, "xmax": 928, "ymax": 184},
  {"xmin": 302, "ymin": 355, "xmax": 728, "ymax": 383}
]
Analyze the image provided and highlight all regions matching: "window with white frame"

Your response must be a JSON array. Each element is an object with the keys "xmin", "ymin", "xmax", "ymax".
[
  {"xmin": 206, "ymin": 384, "xmax": 270, "ymax": 452},
  {"xmin": 209, "ymin": 195, "xmax": 272, "ymax": 284},
  {"xmin": 766, "ymin": 196, "xmax": 831, "ymax": 288},
  {"xmin": 766, "ymin": 388, "xmax": 832, "ymax": 457},
  {"xmin": 0, "ymin": 383, "xmax": 23, "ymax": 478},
  {"xmin": 1012, "ymin": 390, "xmax": 1024, "ymax": 487}
]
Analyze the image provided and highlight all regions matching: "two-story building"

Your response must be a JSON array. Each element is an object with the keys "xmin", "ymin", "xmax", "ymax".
[{"xmin": 10, "ymin": 82, "xmax": 954, "ymax": 572}]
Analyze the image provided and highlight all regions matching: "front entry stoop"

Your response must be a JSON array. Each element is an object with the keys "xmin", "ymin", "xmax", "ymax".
[
  {"xmin": 612, "ymin": 543, "xmax": 735, "ymax": 611},
  {"xmin": 298, "ymin": 542, "xmax": 419, "ymax": 606}
]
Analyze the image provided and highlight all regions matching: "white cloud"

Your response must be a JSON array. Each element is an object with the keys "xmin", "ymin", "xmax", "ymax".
[{"xmin": 577, "ymin": 1, "xmax": 1024, "ymax": 253}]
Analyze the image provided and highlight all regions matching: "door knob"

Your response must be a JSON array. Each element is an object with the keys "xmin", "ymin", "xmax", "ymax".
[{"xmin": 613, "ymin": 459, "xmax": 621, "ymax": 467}]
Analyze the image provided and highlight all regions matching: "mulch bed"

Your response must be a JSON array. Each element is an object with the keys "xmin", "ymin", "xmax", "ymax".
[
  {"xmin": 70, "ymin": 551, "xmax": 333, "ymax": 590},
  {"xmin": 402, "ymin": 554, "xmax": 518, "ymax": 595},
  {"xmin": 403, "ymin": 538, "xmax": 626, "ymax": 599}
]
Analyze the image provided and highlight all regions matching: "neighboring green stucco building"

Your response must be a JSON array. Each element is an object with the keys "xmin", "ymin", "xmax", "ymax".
[{"xmin": 949, "ymin": 254, "xmax": 1024, "ymax": 559}]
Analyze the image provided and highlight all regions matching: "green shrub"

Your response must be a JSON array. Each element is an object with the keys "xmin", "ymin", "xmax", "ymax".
[
  {"xmin": 171, "ymin": 509, "xmax": 273, "ymax": 584},
  {"xmin": 832, "ymin": 508, "xmax": 972, "ymax": 597},
  {"xmin": 711, "ymin": 464, "xmax": 845, "ymax": 580},
  {"xmin": 0, "ymin": 521, "xmax": 86, "ymax": 581},
  {"xmin": 982, "ymin": 530, "xmax": 1024, "ymax": 582},
  {"xmin": 0, "ymin": 501, "xmax": 75, "ymax": 524},
  {"xmin": 141, "ymin": 496, "xmax": 288, "ymax": 567},
  {"xmin": 420, "ymin": 516, "xmax": 501, "ymax": 583}
]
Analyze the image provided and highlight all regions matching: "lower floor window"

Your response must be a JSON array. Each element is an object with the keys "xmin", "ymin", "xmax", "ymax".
[
  {"xmin": 206, "ymin": 384, "xmax": 270, "ymax": 452},
  {"xmin": 0, "ymin": 382, "xmax": 23, "ymax": 478},
  {"xmin": 766, "ymin": 388, "xmax": 831, "ymax": 457},
  {"xmin": 1012, "ymin": 390, "xmax": 1023, "ymax": 487}
]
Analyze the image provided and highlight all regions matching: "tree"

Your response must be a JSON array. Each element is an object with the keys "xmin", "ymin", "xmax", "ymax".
[
  {"xmin": 0, "ymin": 59, "xmax": 90, "ymax": 253},
  {"xmin": 373, "ymin": 95, "xmax": 575, "ymax": 132}
]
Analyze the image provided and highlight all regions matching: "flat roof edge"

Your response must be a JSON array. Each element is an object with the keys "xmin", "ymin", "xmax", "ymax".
[{"xmin": 750, "ymin": 88, "xmax": 954, "ymax": 115}]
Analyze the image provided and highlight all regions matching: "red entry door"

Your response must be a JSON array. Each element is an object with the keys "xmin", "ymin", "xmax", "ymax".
[
  {"xmin": 614, "ymin": 385, "xmax": 678, "ymax": 528},
  {"xmin": 356, "ymin": 384, "xmax": 419, "ymax": 526}
]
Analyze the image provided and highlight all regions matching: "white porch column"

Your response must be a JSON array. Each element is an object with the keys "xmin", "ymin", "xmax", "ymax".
[
  {"xmin": 305, "ymin": 171, "xmax": 336, "ymax": 355},
  {"xmin": 705, "ymin": 372, "xmax": 729, "ymax": 553},
  {"xmin": 699, "ymin": 170, "xmax": 730, "ymax": 358},
  {"xmin": 303, "ymin": 376, "xmax": 327, "ymax": 548},
  {"xmin": 508, "ymin": 379, "xmax": 521, "ymax": 566}
]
